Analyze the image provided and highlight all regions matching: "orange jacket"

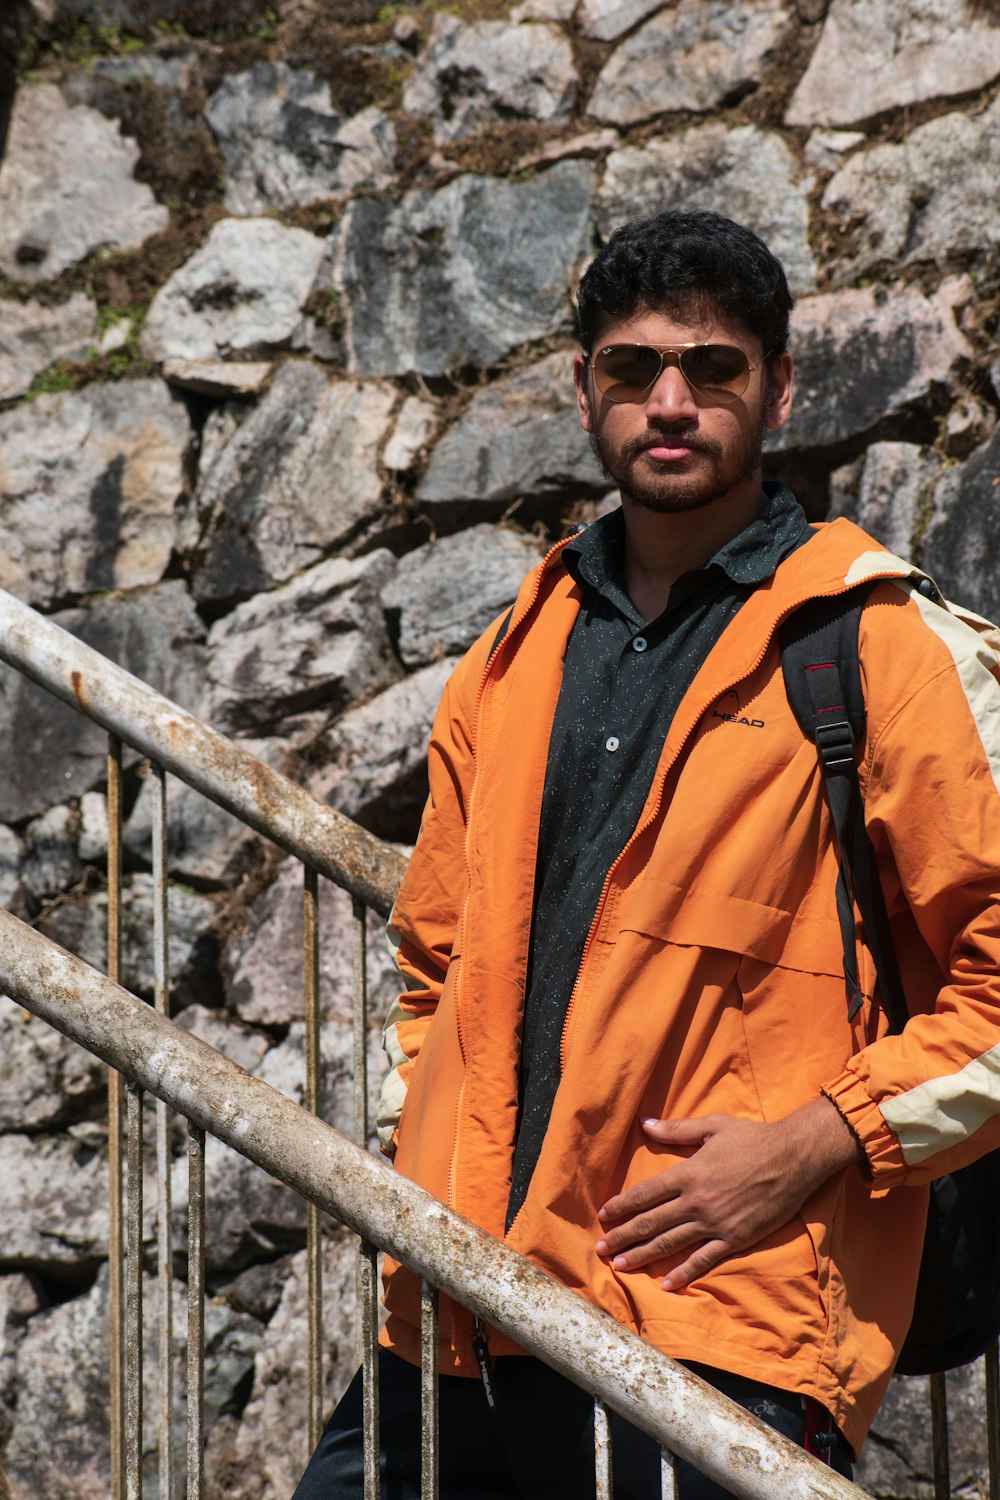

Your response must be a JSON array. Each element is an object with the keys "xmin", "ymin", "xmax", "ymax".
[{"xmin": 376, "ymin": 517, "xmax": 1000, "ymax": 1454}]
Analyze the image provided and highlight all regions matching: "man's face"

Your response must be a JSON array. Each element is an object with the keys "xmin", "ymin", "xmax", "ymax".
[{"xmin": 573, "ymin": 303, "xmax": 793, "ymax": 515}]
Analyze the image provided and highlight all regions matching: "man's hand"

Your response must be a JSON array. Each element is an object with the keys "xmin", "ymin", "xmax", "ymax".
[{"xmin": 594, "ymin": 1096, "xmax": 862, "ymax": 1291}]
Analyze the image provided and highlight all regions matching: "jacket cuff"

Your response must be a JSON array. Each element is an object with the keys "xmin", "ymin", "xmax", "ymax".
[{"xmin": 821, "ymin": 1068, "xmax": 909, "ymax": 1186}]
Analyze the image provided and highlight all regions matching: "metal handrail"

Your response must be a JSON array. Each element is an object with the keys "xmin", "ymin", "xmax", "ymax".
[
  {"xmin": 0, "ymin": 907, "xmax": 863, "ymax": 1500},
  {"xmin": 0, "ymin": 588, "xmax": 406, "ymax": 917}
]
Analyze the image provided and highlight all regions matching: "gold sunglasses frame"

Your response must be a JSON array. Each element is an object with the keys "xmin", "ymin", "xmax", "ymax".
[{"xmin": 588, "ymin": 342, "xmax": 770, "ymax": 405}]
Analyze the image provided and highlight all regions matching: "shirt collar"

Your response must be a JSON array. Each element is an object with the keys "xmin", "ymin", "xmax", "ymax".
[{"xmin": 563, "ymin": 481, "xmax": 812, "ymax": 601}]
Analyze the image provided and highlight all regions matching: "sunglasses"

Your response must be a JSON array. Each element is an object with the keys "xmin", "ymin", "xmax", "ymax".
[{"xmin": 588, "ymin": 342, "xmax": 769, "ymax": 404}]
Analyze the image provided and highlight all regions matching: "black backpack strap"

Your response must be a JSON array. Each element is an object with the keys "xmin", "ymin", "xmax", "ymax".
[{"xmin": 780, "ymin": 588, "xmax": 909, "ymax": 1034}]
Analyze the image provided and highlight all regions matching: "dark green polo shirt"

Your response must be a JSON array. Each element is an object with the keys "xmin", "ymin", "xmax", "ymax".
[{"xmin": 506, "ymin": 482, "xmax": 813, "ymax": 1230}]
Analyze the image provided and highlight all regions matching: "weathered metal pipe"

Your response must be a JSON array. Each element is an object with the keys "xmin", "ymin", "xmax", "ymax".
[
  {"xmin": 0, "ymin": 587, "xmax": 406, "ymax": 917},
  {"xmin": 0, "ymin": 909, "xmax": 865, "ymax": 1500}
]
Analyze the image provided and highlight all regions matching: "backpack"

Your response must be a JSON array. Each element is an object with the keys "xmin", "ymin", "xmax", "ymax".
[{"xmin": 780, "ymin": 584, "xmax": 1000, "ymax": 1376}]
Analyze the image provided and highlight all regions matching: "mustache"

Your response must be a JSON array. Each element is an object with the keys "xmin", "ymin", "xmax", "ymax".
[{"xmin": 620, "ymin": 429, "xmax": 722, "ymax": 463}]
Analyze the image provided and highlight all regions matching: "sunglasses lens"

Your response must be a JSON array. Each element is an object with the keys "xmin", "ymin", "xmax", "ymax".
[
  {"xmin": 680, "ymin": 345, "xmax": 752, "ymax": 395},
  {"xmin": 593, "ymin": 344, "xmax": 755, "ymax": 402},
  {"xmin": 594, "ymin": 345, "xmax": 664, "ymax": 400}
]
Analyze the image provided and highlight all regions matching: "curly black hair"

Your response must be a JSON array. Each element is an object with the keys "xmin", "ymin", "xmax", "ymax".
[{"xmin": 577, "ymin": 211, "xmax": 794, "ymax": 364}]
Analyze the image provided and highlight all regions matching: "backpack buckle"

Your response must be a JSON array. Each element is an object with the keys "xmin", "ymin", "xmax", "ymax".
[{"xmin": 815, "ymin": 719, "xmax": 856, "ymax": 769}]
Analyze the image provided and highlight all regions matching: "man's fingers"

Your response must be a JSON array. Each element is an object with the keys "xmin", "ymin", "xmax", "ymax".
[
  {"xmin": 598, "ymin": 1168, "xmax": 684, "ymax": 1227},
  {"xmin": 641, "ymin": 1114, "xmax": 718, "ymax": 1145},
  {"xmin": 660, "ymin": 1240, "xmax": 730, "ymax": 1291},
  {"xmin": 600, "ymin": 1220, "xmax": 705, "ymax": 1271}
]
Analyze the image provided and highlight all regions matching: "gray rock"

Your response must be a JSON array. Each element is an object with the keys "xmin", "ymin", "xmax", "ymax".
[
  {"xmin": 418, "ymin": 352, "xmax": 607, "ymax": 520},
  {"xmin": 190, "ymin": 361, "xmax": 397, "ymax": 606},
  {"xmin": 856, "ymin": 1365, "xmax": 987, "ymax": 1500},
  {"xmin": 921, "ymin": 428, "xmax": 1000, "ymax": 621},
  {"xmin": 0, "ymin": 1273, "xmax": 41, "ymax": 1440},
  {"xmin": 254, "ymin": 1019, "xmax": 387, "ymax": 1146},
  {"xmin": 0, "ymin": 293, "xmax": 97, "ymax": 401},
  {"xmin": 596, "ymin": 125, "xmax": 817, "ymax": 294},
  {"xmin": 124, "ymin": 740, "xmax": 288, "ymax": 886},
  {"xmin": 163, "ymin": 357, "xmax": 275, "ymax": 397},
  {"xmin": 21, "ymin": 802, "xmax": 82, "ymax": 900},
  {"xmin": 768, "ymin": 279, "xmax": 973, "ymax": 454},
  {"xmin": 73, "ymin": 44, "xmax": 198, "ymax": 93},
  {"xmin": 5, "ymin": 1267, "xmax": 111, "ymax": 1499},
  {"xmin": 821, "ymin": 96, "xmax": 1000, "ymax": 281},
  {"xmin": 942, "ymin": 398, "xmax": 997, "ymax": 463},
  {"xmin": 803, "ymin": 128, "xmax": 866, "ymax": 174},
  {"xmin": 0, "ymin": 1132, "xmax": 108, "ymax": 1272},
  {"xmin": 311, "ymin": 658, "xmax": 458, "ymax": 840},
  {"xmin": 206, "ymin": 61, "xmax": 396, "ymax": 213},
  {"xmin": 0, "ymin": 581, "xmax": 206, "ymax": 826},
  {"xmin": 383, "ymin": 395, "xmax": 438, "ymax": 473},
  {"xmin": 0, "ymin": 827, "xmax": 23, "ymax": 910},
  {"xmin": 402, "ymin": 15, "xmax": 578, "ymax": 144},
  {"xmin": 222, "ymin": 1233, "xmax": 362, "ymax": 1499},
  {"xmin": 828, "ymin": 443, "xmax": 943, "ymax": 558},
  {"xmin": 5, "ymin": 1264, "xmax": 262, "ymax": 1500},
  {"xmin": 511, "ymin": 0, "xmax": 577, "ymax": 18},
  {"xmin": 194, "ymin": 402, "xmax": 245, "ymax": 492},
  {"xmin": 513, "ymin": 128, "xmax": 622, "ymax": 173},
  {"xmin": 0, "ymin": 83, "xmax": 168, "ymax": 283},
  {"xmin": 576, "ymin": 0, "xmax": 668, "ymax": 41},
  {"xmin": 204, "ymin": 551, "xmax": 400, "ymax": 736},
  {"xmin": 0, "ymin": 378, "xmax": 192, "ymax": 610},
  {"xmin": 383, "ymin": 526, "xmax": 544, "ymax": 668},
  {"xmin": 78, "ymin": 791, "xmax": 109, "ymax": 865},
  {"xmin": 141, "ymin": 217, "xmax": 327, "ymax": 364},
  {"xmin": 224, "ymin": 855, "xmax": 401, "ymax": 1029},
  {"xmin": 0, "ymin": 998, "xmax": 106, "ymax": 1132},
  {"xmin": 38, "ymin": 873, "xmax": 220, "ymax": 1013},
  {"xmin": 332, "ymin": 162, "xmax": 594, "ymax": 377},
  {"xmin": 786, "ymin": 0, "xmax": 1000, "ymax": 127},
  {"xmin": 587, "ymin": 0, "xmax": 791, "ymax": 126}
]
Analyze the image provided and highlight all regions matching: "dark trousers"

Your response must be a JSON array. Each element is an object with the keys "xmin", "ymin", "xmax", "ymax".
[{"xmin": 292, "ymin": 1348, "xmax": 853, "ymax": 1499}]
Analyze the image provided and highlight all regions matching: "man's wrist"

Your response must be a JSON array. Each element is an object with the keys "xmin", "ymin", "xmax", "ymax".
[{"xmin": 785, "ymin": 1095, "xmax": 867, "ymax": 1181}]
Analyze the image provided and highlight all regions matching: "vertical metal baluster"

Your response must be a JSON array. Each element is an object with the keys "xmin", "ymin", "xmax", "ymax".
[
  {"xmin": 303, "ymin": 865, "xmax": 323, "ymax": 1454},
  {"xmin": 660, "ymin": 1448, "xmax": 678, "ymax": 1500},
  {"xmin": 352, "ymin": 896, "xmax": 370, "ymax": 1376},
  {"xmin": 360, "ymin": 1239, "xmax": 381, "ymax": 1500},
  {"xmin": 929, "ymin": 1371, "xmax": 950, "ymax": 1500},
  {"xmin": 151, "ymin": 766, "xmax": 173, "ymax": 1499},
  {"xmin": 352, "ymin": 896, "xmax": 369, "ymax": 1150},
  {"xmin": 594, "ymin": 1397, "xmax": 613, "ymax": 1500},
  {"xmin": 986, "ymin": 1341, "xmax": 1000, "ymax": 1500},
  {"xmin": 126, "ymin": 1078, "xmax": 144, "ymax": 1500},
  {"xmin": 107, "ymin": 734, "xmax": 126, "ymax": 1500},
  {"xmin": 420, "ymin": 1281, "xmax": 439, "ymax": 1500},
  {"xmin": 187, "ymin": 1124, "xmax": 206, "ymax": 1500}
]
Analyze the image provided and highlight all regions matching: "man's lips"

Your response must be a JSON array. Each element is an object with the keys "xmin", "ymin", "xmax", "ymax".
[{"xmin": 638, "ymin": 436, "xmax": 704, "ymax": 462}]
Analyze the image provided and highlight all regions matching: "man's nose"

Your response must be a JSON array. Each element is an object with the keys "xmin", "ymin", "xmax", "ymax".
[{"xmin": 644, "ymin": 359, "xmax": 700, "ymax": 423}]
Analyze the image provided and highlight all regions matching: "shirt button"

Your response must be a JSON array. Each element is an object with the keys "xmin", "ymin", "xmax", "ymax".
[
  {"xmin": 605, "ymin": 735, "xmax": 620, "ymax": 753},
  {"xmin": 632, "ymin": 636, "xmax": 648, "ymax": 653}
]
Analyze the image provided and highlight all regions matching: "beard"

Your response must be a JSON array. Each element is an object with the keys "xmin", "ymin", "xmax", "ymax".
[{"xmin": 588, "ymin": 414, "xmax": 767, "ymax": 514}]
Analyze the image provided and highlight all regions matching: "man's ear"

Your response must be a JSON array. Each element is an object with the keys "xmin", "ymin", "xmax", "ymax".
[
  {"xmin": 573, "ymin": 352, "xmax": 595, "ymax": 433},
  {"xmin": 764, "ymin": 352, "xmax": 794, "ymax": 432}
]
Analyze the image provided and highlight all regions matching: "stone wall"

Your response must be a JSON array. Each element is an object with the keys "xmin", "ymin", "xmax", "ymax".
[{"xmin": 0, "ymin": 0, "xmax": 997, "ymax": 1494}]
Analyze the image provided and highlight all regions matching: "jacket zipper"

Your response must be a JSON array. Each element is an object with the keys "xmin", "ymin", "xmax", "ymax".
[{"xmin": 446, "ymin": 543, "xmax": 574, "ymax": 1260}]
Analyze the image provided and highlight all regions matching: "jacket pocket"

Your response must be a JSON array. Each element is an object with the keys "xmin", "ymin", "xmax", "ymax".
[{"xmin": 620, "ymin": 882, "xmax": 843, "ymax": 976}]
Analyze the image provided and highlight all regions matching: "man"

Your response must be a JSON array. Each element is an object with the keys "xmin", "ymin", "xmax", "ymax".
[{"xmin": 295, "ymin": 211, "xmax": 1000, "ymax": 1497}]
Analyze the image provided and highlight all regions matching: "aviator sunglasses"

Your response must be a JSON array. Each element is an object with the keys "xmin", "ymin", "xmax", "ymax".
[{"xmin": 589, "ymin": 342, "xmax": 769, "ymax": 405}]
